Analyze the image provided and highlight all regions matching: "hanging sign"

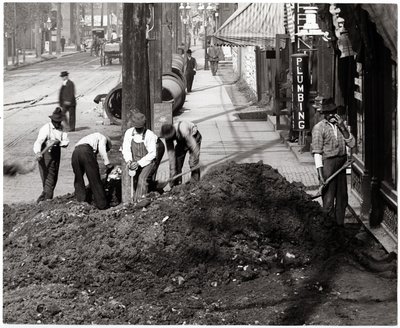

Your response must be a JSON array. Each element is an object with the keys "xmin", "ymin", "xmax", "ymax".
[{"xmin": 291, "ymin": 53, "xmax": 310, "ymax": 131}]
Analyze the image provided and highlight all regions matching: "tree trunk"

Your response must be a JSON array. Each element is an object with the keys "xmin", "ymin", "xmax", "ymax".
[
  {"xmin": 75, "ymin": 3, "xmax": 81, "ymax": 51},
  {"xmin": 106, "ymin": 3, "xmax": 111, "ymax": 40},
  {"xmin": 56, "ymin": 3, "xmax": 61, "ymax": 55},
  {"xmin": 35, "ymin": 18, "xmax": 41, "ymax": 58},
  {"xmin": 91, "ymin": 3, "xmax": 94, "ymax": 29},
  {"xmin": 101, "ymin": 3, "xmax": 104, "ymax": 27},
  {"xmin": 115, "ymin": 4, "xmax": 120, "ymax": 36},
  {"xmin": 121, "ymin": 3, "xmax": 151, "ymax": 203}
]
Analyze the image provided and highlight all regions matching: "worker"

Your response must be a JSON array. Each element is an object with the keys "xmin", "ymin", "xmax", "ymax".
[
  {"xmin": 59, "ymin": 71, "xmax": 76, "ymax": 132},
  {"xmin": 184, "ymin": 49, "xmax": 197, "ymax": 93},
  {"xmin": 161, "ymin": 120, "xmax": 201, "ymax": 186},
  {"xmin": 122, "ymin": 112, "xmax": 165, "ymax": 201},
  {"xmin": 71, "ymin": 133, "xmax": 114, "ymax": 210},
  {"xmin": 33, "ymin": 107, "xmax": 69, "ymax": 203},
  {"xmin": 311, "ymin": 98, "xmax": 355, "ymax": 228}
]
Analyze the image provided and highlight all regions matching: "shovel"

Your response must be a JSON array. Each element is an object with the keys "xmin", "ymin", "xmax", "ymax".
[
  {"xmin": 311, "ymin": 158, "xmax": 354, "ymax": 199},
  {"xmin": 4, "ymin": 140, "xmax": 57, "ymax": 176},
  {"xmin": 129, "ymin": 169, "xmax": 136, "ymax": 200},
  {"xmin": 156, "ymin": 164, "xmax": 201, "ymax": 190}
]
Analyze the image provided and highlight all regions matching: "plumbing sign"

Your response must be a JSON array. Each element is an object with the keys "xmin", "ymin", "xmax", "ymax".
[{"xmin": 291, "ymin": 53, "xmax": 310, "ymax": 131}]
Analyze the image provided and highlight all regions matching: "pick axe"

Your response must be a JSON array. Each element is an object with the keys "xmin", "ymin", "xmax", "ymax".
[
  {"xmin": 156, "ymin": 164, "xmax": 201, "ymax": 190},
  {"xmin": 4, "ymin": 140, "xmax": 57, "ymax": 176},
  {"xmin": 311, "ymin": 158, "xmax": 354, "ymax": 199}
]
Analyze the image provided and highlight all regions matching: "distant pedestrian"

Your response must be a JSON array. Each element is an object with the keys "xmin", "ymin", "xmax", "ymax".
[
  {"xmin": 311, "ymin": 98, "xmax": 355, "ymax": 227},
  {"xmin": 110, "ymin": 30, "xmax": 118, "ymax": 43},
  {"xmin": 60, "ymin": 36, "xmax": 66, "ymax": 52},
  {"xmin": 207, "ymin": 43, "xmax": 223, "ymax": 76},
  {"xmin": 122, "ymin": 112, "xmax": 165, "ymax": 201},
  {"xmin": 161, "ymin": 120, "xmax": 201, "ymax": 186},
  {"xmin": 33, "ymin": 107, "xmax": 69, "ymax": 203},
  {"xmin": 71, "ymin": 133, "xmax": 114, "ymax": 210},
  {"xmin": 59, "ymin": 71, "xmax": 76, "ymax": 132},
  {"xmin": 184, "ymin": 49, "xmax": 197, "ymax": 93}
]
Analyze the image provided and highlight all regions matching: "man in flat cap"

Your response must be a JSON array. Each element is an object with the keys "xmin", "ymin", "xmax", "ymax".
[
  {"xmin": 59, "ymin": 71, "xmax": 76, "ymax": 132},
  {"xmin": 122, "ymin": 112, "xmax": 165, "ymax": 202},
  {"xmin": 311, "ymin": 98, "xmax": 355, "ymax": 228},
  {"xmin": 33, "ymin": 107, "xmax": 69, "ymax": 202},
  {"xmin": 71, "ymin": 133, "xmax": 114, "ymax": 210}
]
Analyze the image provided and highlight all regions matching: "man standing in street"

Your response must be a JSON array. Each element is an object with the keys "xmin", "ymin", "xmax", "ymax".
[
  {"xmin": 60, "ymin": 36, "xmax": 66, "ymax": 52},
  {"xmin": 71, "ymin": 132, "xmax": 114, "ymax": 210},
  {"xmin": 184, "ymin": 49, "xmax": 197, "ymax": 93},
  {"xmin": 33, "ymin": 107, "xmax": 69, "ymax": 203},
  {"xmin": 311, "ymin": 98, "xmax": 355, "ymax": 228},
  {"xmin": 122, "ymin": 112, "xmax": 165, "ymax": 202},
  {"xmin": 161, "ymin": 120, "xmax": 202, "ymax": 186},
  {"xmin": 59, "ymin": 71, "xmax": 76, "ymax": 132}
]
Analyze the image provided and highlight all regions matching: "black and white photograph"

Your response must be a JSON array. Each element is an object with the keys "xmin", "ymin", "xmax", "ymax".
[{"xmin": 2, "ymin": 2, "xmax": 398, "ymax": 325}]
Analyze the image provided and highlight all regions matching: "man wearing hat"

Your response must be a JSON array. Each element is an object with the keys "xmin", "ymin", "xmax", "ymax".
[
  {"xmin": 71, "ymin": 133, "xmax": 114, "ymax": 210},
  {"xmin": 122, "ymin": 112, "xmax": 165, "ymax": 202},
  {"xmin": 161, "ymin": 120, "xmax": 202, "ymax": 186},
  {"xmin": 184, "ymin": 49, "xmax": 197, "ymax": 93},
  {"xmin": 311, "ymin": 98, "xmax": 355, "ymax": 227},
  {"xmin": 33, "ymin": 107, "xmax": 69, "ymax": 203},
  {"xmin": 59, "ymin": 71, "xmax": 76, "ymax": 132}
]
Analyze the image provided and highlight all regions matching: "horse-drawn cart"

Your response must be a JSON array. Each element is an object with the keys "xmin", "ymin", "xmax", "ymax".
[{"xmin": 100, "ymin": 41, "xmax": 122, "ymax": 66}]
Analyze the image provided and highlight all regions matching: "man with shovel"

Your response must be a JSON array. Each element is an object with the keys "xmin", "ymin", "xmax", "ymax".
[
  {"xmin": 311, "ymin": 98, "xmax": 355, "ymax": 227},
  {"xmin": 161, "ymin": 120, "xmax": 202, "ymax": 187},
  {"xmin": 122, "ymin": 112, "xmax": 165, "ymax": 202},
  {"xmin": 33, "ymin": 107, "xmax": 69, "ymax": 203}
]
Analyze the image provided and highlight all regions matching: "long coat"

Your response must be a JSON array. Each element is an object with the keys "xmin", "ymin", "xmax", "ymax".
[{"xmin": 59, "ymin": 80, "xmax": 76, "ymax": 107}]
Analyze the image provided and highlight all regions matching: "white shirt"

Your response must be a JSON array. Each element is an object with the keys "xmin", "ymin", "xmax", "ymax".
[
  {"xmin": 75, "ymin": 132, "xmax": 110, "ymax": 165},
  {"xmin": 33, "ymin": 122, "xmax": 69, "ymax": 154},
  {"xmin": 122, "ymin": 127, "xmax": 157, "ymax": 167}
]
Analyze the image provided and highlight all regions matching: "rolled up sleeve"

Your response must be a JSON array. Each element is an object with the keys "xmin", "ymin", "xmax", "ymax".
[{"xmin": 98, "ymin": 135, "xmax": 110, "ymax": 166}]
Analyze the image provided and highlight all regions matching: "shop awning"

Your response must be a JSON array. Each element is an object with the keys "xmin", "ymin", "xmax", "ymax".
[
  {"xmin": 361, "ymin": 4, "xmax": 397, "ymax": 62},
  {"xmin": 213, "ymin": 3, "xmax": 285, "ymax": 48}
]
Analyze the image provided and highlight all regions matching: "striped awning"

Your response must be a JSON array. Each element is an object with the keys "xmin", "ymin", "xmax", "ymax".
[{"xmin": 213, "ymin": 3, "xmax": 285, "ymax": 48}]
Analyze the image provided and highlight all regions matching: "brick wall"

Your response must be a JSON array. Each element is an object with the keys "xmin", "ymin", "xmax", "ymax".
[{"xmin": 232, "ymin": 46, "xmax": 257, "ymax": 98}]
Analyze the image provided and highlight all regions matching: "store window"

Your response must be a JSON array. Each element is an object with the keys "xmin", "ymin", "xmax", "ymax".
[{"xmin": 353, "ymin": 62, "xmax": 364, "ymax": 163}]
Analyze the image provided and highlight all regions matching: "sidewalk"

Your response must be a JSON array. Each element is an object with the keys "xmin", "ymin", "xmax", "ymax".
[{"xmin": 4, "ymin": 45, "xmax": 81, "ymax": 71}]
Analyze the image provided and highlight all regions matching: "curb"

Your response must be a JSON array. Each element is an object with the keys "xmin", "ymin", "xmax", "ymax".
[{"xmin": 5, "ymin": 51, "xmax": 82, "ymax": 71}]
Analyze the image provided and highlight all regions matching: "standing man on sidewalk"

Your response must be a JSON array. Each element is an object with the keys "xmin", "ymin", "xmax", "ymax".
[
  {"xmin": 184, "ymin": 49, "xmax": 197, "ymax": 93},
  {"xmin": 71, "ymin": 132, "xmax": 114, "ymax": 210},
  {"xmin": 161, "ymin": 120, "xmax": 202, "ymax": 186},
  {"xmin": 311, "ymin": 98, "xmax": 355, "ymax": 228},
  {"xmin": 60, "ymin": 36, "xmax": 66, "ymax": 52},
  {"xmin": 33, "ymin": 107, "xmax": 69, "ymax": 203},
  {"xmin": 207, "ymin": 42, "xmax": 223, "ymax": 76},
  {"xmin": 59, "ymin": 71, "xmax": 76, "ymax": 132}
]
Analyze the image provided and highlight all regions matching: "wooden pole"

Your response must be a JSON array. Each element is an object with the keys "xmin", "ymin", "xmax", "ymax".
[
  {"xmin": 149, "ymin": 4, "xmax": 163, "ymax": 108},
  {"xmin": 162, "ymin": 3, "xmax": 172, "ymax": 74},
  {"xmin": 121, "ymin": 3, "xmax": 151, "ymax": 203},
  {"xmin": 56, "ymin": 3, "xmax": 61, "ymax": 54},
  {"xmin": 91, "ymin": 3, "xmax": 94, "ymax": 29},
  {"xmin": 101, "ymin": 3, "xmax": 104, "ymax": 27}
]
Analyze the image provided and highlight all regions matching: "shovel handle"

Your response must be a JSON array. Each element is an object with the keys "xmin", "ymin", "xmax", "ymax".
[{"xmin": 312, "ymin": 158, "xmax": 354, "ymax": 199}]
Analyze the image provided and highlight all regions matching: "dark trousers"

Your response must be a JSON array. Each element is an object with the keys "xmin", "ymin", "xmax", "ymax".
[
  {"xmin": 71, "ymin": 144, "xmax": 108, "ymax": 210},
  {"xmin": 61, "ymin": 105, "xmax": 76, "ymax": 132},
  {"xmin": 37, "ymin": 148, "xmax": 61, "ymax": 202},
  {"xmin": 185, "ymin": 72, "xmax": 195, "ymax": 92},
  {"xmin": 174, "ymin": 132, "xmax": 202, "ymax": 185},
  {"xmin": 322, "ymin": 155, "xmax": 348, "ymax": 226},
  {"xmin": 61, "ymin": 44, "xmax": 65, "ymax": 52},
  {"xmin": 210, "ymin": 61, "xmax": 218, "ymax": 75},
  {"xmin": 148, "ymin": 139, "xmax": 165, "ymax": 191}
]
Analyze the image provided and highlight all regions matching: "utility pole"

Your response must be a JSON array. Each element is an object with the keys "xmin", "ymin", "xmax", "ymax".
[
  {"xmin": 121, "ymin": 3, "xmax": 151, "ymax": 203},
  {"xmin": 106, "ymin": 3, "xmax": 111, "ymax": 40},
  {"xmin": 162, "ymin": 3, "xmax": 173, "ymax": 74},
  {"xmin": 101, "ymin": 3, "xmax": 104, "ymax": 27},
  {"xmin": 115, "ymin": 3, "xmax": 120, "ymax": 36},
  {"xmin": 91, "ymin": 3, "xmax": 94, "ymax": 29},
  {"xmin": 56, "ymin": 3, "xmax": 61, "ymax": 54},
  {"xmin": 12, "ymin": 2, "xmax": 16, "ymax": 65}
]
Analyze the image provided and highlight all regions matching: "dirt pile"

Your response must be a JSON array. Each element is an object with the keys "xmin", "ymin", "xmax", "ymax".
[{"xmin": 3, "ymin": 162, "xmax": 395, "ymax": 324}]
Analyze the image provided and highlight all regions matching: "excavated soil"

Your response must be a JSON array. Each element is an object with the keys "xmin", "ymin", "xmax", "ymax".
[{"xmin": 3, "ymin": 162, "xmax": 397, "ymax": 325}]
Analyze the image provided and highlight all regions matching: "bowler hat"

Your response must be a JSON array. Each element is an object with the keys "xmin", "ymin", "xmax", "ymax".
[
  {"xmin": 131, "ymin": 112, "xmax": 146, "ymax": 128},
  {"xmin": 60, "ymin": 71, "xmax": 69, "ymax": 77},
  {"xmin": 49, "ymin": 107, "xmax": 64, "ymax": 122},
  {"xmin": 320, "ymin": 98, "xmax": 337, "ymax": 113},
  {"xmin": 186, "ymin": 49, "xmax": 192, "ymax": 54}
]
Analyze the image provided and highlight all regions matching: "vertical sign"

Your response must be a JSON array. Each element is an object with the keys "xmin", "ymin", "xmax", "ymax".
[{"xmin": 291, "ymin": 53, "xmax": 310, "ymax": 131}]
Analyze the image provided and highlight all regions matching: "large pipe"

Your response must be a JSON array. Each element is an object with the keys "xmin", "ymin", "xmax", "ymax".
[{"xmin": 103, "ymin": 58, "xmax": 186, "ymax": 125}]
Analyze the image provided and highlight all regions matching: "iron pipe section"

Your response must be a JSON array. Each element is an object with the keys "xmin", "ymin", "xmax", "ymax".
[{"xmin": 103, "ymin": 54, "xmax": 186, "ymax": 125}]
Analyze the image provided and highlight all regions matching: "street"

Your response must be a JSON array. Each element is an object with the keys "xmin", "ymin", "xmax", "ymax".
[{"xmin": 3, "ymin": 52, "xmax": 122, "ymax": 204}]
